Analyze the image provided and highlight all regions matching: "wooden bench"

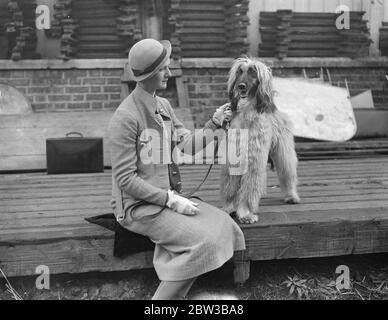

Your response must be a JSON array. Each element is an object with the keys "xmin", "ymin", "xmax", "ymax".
[
  {"xmin": 1, "ymin": 108, "xmax": 388, "ymax": 283},
  {"xmin": 1, "ymin": 156, "xmax": 388, "ymax": 282}
]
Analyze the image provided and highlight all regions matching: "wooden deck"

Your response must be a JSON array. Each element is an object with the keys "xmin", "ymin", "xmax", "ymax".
[{"xmin": 1, "ymin": 156, "xmax": 388, "ymax": 282}]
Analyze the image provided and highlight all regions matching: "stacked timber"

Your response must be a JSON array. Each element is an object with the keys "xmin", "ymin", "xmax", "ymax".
[
  {"xmin": 116, "ymin": 0, "xmax": 142, "ymax": 55},
  {"xmin": 73, "ymin": 0, "xmax": 140, "ymax": 59},
  {"xmin": 5, "ymin": 0, "xmax": 38, "ymax": 61},
  {"xmin": 225, "ymin": 0, "xmax": 249, "ymax": 57},
  {"xmin": 0, "ymin": 1, "xmax": 11, "ymax": 59},
  {"xmin": 259, "ymin": 10, "xmax": 371, "ymax": 59},
  {"xmin": 52, "ymin": 0, "xmax": 79, "ymax": 60},
  {"xmin": 380, "ymin": 22, "xmax": 388, "ymax": 57},
  {"xmin": 338, "ymin": 11, "xmax": 371, "ymax": 58},
  {"xmin": 51, "ymin": 0, "xmax": 138, "ymax": 59},
  {"xmin": 167, "ymin": 0, "xmax": 249, "ymax": 58},
  {"xmin": 168, "ymin": 0, "xmax": 182, "ymax": 59}
]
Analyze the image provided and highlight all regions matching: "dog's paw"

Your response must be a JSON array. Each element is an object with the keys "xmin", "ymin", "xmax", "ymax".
[
  {"xmin": 238, "ymin": 214, "xmax": 259, "ymax": 224},
  {"xmin": 284, "ymin": 194, "xmax": 300, "ymax": 204},
  {"xmin": 236, "ymin": 204, "xmax": 259, "ymax": 224}
]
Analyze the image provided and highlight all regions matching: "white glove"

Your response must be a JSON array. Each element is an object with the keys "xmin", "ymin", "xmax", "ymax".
[
  {"xmin": 166, "ymin": 190, "xmax": 200, "ymax": 216},
  {"xmin": 212, "ymin": 103, "xmax": 233, "ymax": 127}
]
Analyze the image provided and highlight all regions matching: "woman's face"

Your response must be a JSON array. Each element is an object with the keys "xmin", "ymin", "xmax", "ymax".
[{"xmin": 143, "ymin": 58, "xmax": 172, "ymax": 92}]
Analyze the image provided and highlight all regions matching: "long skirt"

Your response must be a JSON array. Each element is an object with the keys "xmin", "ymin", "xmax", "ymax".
[{"xmin": 119, "ymin": 199, "xmax": 246, "ymax": 281}]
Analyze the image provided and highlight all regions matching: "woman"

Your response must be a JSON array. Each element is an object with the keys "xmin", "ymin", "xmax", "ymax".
[{"xmin": 108, "ymin": 39, "xmax": 245, "ymax": 300}]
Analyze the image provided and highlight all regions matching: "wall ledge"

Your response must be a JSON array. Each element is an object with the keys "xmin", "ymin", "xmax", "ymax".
[
  {"xmin": 1, "ymin": 57, "xmax": 388, "ymax": 70},
  {"xmin": 0, "ymin": 58, "xmax": 181, "ymax": 70},
  {"xmin": 181, "ymin": 57, "xmax": 388, "ymax": 69}
]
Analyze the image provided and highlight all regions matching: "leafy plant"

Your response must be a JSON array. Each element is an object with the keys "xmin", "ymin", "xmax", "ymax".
[{"xmin": 282, "ymin": 275, "xmax": 311, "ymax": 300}]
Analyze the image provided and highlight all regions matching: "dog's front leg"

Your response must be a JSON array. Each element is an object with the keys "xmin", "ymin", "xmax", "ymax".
[
  {"xmin": 235, "ymin": 125, "xmax": 270, "ymax": 224},
  {"xmin": 220, "ymin": 166, "xmax": 241, "ymax": 214}
]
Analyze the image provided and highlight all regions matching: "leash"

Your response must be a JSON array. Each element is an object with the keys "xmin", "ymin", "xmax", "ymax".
[{"xmin": 181, "ymin": 119, "xmax": 229, "ymax": 199}]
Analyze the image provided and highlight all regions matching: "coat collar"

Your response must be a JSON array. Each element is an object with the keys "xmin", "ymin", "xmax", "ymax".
[
  {"xmin": 133, "ymin": 84, "xmax": 158, "ymax": 114},
  {"xmin": 133, "ymin": 85, "xmax": 171, "ymax": 128}
]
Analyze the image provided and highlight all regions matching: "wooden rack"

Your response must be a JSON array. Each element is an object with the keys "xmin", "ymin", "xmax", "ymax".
[{"xmin": 259, "ymin": 11, "xmax": 372, "ymax": 59}]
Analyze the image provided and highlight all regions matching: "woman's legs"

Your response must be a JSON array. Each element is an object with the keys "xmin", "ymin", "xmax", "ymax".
[{"xmin": 152, "ymin": 277, "xmax": 197, "ymax": 300}]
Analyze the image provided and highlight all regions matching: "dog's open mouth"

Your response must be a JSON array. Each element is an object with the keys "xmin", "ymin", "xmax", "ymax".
[{"xmin": 237, "ymin": 90, "xmax": 248, "ymax": 99}]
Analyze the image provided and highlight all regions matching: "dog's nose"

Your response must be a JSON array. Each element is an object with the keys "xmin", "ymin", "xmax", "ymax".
[{"xmin": 238, "ymin": 83, "xmax": 247, "ymax": 91}]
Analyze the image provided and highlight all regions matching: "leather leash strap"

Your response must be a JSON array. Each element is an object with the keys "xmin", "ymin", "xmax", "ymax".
[{"xmin": 181, "ymin": 121, "xmax": 228, "ymax": 199}]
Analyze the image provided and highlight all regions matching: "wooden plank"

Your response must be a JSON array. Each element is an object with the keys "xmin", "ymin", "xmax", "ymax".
[
  {"xmin": 1, "ymin": 155, "xmax": 388, "ymax": 278},
  {"xmin": 77, "ymin": 43, "xmax": 127, "ymax": 51},
  {"xmin": 244, "ymin": 213, "xmax": 388, "ymax": 260},
  {"xmin": 179, "ymin": 28, "xmax": 225, "ymax": 34},
  {"xmin": 77, "ymin": 35, "xmax": 123, "ymax": 42},
  {"xmin": 181, "ymin": 43, "xmax": 226, "ymax": 50},
  {"xmin": 0, "ymin": 180, "xmax": 385, "ymax": 198},
  {"xmin": 3, "ymin": 188, "xmax": 388, "ymax": 209},
  {"xmin": 178, "ymin": 13, "xmax": 225, "ymax": 21},
  {"xmin": 78, "ymin": 27, "xmax": 119, "ymax": 35},
  {"xmin": 3, "ymin": 197, "xmax": 388, "ymax": 229},
  {"xmin": 0, "ymin": 238, "xmax": 154, "ymax": 278},
  {"xmin": 181, "ymin": 51, "xmax": 226, "ymax": 57},
  {"xmin": 75, "ymin": 53, "xmax": 126, "ymax": 59},
  {"xmin": 78, "ymin": 18, "xmax": 117, "ymax": 28},
  {"xmin": 178, "ymin": 4, "xmax": 225, "ymax": 12}
]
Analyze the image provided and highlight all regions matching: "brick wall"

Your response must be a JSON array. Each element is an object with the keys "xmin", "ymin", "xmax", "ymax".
[
  {"xmin": 0, "ymin": 61, "xmax": 179, "ymax": 113},
  {"xmin": 184, "ymin": 68, "xmax": 229, "ymax": 127},
  {"xmin": 0, "ymin": 58, "xmax": 387, "ymax": 128},
  {"xmin": 180, "ymin": 58, "xmax": 388, "ymax": 127},
  {"xmin": 0, "ymin": 68, "xmax": 123, "ymax": 112}
]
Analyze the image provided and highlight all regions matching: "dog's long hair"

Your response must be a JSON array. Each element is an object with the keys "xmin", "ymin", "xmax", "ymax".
[
  {"xmin": 227, "ymin": 56, "xmax": 277, "ymax": 114},
  {"xmin": 221, "ymin": 57, "xmax": 299, "ymax": 215}
]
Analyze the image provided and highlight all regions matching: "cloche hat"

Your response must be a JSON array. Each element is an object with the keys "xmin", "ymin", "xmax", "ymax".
[{"xmin": 128, "ymin": 39, "xmax": 172, "ymax": 82}]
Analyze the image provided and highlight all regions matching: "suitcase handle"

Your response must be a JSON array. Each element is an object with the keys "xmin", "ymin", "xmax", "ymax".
[{"xmin": 66, "ymin": 132, "xmax": 84, "ymax": 138}]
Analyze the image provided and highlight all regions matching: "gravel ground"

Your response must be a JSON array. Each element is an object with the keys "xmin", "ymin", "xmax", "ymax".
[{"xmin": 1, "ymin": 253, "xmax": 388, "ymax": 300}]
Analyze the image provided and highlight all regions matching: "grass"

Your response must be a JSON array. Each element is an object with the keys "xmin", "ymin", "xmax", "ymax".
[
  {"xmin": 0, "ymin": 268, "xmax": 23, "ymax": 300},
  {"xmin": 0, "ymin": 254, "xmax": 387, "ymax": 300}
]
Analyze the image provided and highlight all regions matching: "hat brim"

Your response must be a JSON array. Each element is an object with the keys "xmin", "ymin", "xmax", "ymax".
[{"xmin": 129, "ymin": 40, "xmax": 172, "ymax": 82}]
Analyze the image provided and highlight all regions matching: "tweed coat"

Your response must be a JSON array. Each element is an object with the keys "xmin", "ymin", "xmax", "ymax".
[
  {"xmin": 108, "ymin": 85, "xmax": 221, "ymax": 222},
  {"xmin": 107, "ymin": 85, "xmax": 246, "ymax": 281}
]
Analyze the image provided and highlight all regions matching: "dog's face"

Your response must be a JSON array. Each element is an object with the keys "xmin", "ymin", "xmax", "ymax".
[
  {"xmin": 228, "ymin": 57, "xmax": 276, "ymax": 114},
  {"xmin": 232, "ymin": 62, "xmax": 259, "ymax": 100}
]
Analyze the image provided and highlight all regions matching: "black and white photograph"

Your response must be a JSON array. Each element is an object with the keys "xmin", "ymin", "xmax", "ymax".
[{"xmin": 0, "ymin": 0, "xmax": 388, "ymax": 304}]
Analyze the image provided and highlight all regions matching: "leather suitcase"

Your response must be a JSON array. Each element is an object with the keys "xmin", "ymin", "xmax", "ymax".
[{"xmin": 46, "ymin": 132, "xmax": 104, "ymax": 174}]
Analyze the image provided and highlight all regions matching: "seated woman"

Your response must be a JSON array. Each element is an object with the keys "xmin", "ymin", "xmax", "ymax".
[{"xmin": 108, "ymin": 38, "xmax": 245, "ymax": 300}]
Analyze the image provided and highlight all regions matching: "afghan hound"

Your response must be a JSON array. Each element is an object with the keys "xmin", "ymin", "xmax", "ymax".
[{"xmin": 220, "ymin": 57, "xmax": 300, "ymax": 224}]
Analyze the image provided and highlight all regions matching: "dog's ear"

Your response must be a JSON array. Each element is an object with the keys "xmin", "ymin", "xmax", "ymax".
[
  {"xmin": 229, "ymin": 91, "xmax": 238, "ymax": 113},
  {"xmin": 227, "ymin": 59, "xmax": 241, "ymax": 112},
  {"xmin": 254, "ymin": 62, "xmax": 277, "ymax": 113}
]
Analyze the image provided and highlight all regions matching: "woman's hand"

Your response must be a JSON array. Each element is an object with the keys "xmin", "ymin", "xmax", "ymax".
[
  {"xmin": 166, "ymin": 190, "xmax": 200, "ymax": 216},
  {"xmin": 212, "ymin": 103, "xmax": 233, "ymax": 128}
]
